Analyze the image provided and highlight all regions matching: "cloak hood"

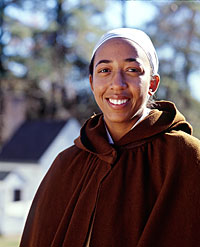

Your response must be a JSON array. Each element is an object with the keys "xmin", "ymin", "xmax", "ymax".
[{"xmin": 74, "ymin": 101, "xmax": 192, "ymax": 164}]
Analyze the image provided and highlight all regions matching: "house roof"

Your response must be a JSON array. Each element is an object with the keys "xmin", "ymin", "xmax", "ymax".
[
  {"xmin": 0, "ymin": 120, "xmax": 67, "ymax": 163},
  {"xmin": 0, "ymin": 171, "xmax": 11, "ymax": 180}
]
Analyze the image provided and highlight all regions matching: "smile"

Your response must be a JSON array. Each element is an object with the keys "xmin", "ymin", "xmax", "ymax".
[{"xmin": 108, "ymin": 98, "xmax": 128, "ymax": 105}]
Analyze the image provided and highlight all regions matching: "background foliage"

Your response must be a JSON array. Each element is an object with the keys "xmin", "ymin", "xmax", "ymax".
[{"xmin": 145, "ymin": 0, "xmax": 200, "ymax": 138}]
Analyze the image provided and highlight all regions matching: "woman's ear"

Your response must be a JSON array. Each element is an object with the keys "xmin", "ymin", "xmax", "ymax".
[
  {"xmin": 148, "ymin": 74, "xmax": 160, "ymax": 96},
  {"xmin": 89, "ymin": 74, "xmax": 94, "ymax": 91}
]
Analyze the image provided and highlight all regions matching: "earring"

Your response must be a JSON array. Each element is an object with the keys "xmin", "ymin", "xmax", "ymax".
[{"xmin": 149, "ymin": 89, "xmax": 153, "ymax": 96}]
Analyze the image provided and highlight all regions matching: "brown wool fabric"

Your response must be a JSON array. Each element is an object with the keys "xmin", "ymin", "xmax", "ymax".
[{"xmin": 20, "ymin": 101, "xmax": 200, "ymax": 247}]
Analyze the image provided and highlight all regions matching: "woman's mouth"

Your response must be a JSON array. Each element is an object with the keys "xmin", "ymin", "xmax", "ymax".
[
  {"xmin": 106, "ymin": 97, "xmax": 130, "ymax": 109},
  {"xmin": 108, "ymin": 98, "xmax": 128, "ymax": 105}
]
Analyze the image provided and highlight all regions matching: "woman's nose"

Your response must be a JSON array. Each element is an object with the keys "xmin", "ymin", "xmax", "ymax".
[{"xmin": 110, "ymin": 71, "xmax": 127, "ymax": 90}]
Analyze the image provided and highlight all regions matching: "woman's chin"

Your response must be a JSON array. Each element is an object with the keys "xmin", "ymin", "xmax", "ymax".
[{"xmin": 104, "ymin": 114, "xmax": 134, "ymax": 126}]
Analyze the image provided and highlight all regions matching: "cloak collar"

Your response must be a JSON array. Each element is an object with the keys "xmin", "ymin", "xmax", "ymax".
[{"xmin": 74, "ymin": 101, "xmax": 192, "ymax": 164}]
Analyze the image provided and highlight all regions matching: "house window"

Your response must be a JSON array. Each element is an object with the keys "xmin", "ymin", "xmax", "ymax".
[{"xmin": 13, "ymin": 189, "xmax": 21, "ymax": 201}]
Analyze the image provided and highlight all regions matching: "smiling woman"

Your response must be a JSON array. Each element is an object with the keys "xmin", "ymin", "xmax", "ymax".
[
  {"xmin": 20, "ymin": 28, "xmax": 200, "ymax": 247},
  {"xmin": 89, "ymin": 36, "xmax": 159, "ymax": 141}
]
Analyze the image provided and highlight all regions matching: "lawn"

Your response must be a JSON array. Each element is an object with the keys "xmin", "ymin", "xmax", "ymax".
[{"xmin": 0, "ymin": 235, "xmax": 21, "ymax": 247}]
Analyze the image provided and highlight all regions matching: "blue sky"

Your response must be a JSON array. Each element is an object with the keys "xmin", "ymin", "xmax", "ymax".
[{"xmin": 105, "ymin": 1, "xmax": 157, "ymax": 29}]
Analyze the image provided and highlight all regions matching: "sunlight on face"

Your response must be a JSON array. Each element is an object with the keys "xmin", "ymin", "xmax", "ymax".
[{"xmin": 90, "ymin": 38, "xmax": 154, "ymax": 132}]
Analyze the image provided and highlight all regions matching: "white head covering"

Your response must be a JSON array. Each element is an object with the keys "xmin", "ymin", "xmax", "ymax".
[{"xmin": 92, "ymin": 28, "xmax": 159, "ymax": 75}]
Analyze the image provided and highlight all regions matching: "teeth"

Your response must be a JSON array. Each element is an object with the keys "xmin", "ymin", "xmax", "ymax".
[{"xmin": 109, "ymin": 99, "xmax": 128, "ymax": 105}]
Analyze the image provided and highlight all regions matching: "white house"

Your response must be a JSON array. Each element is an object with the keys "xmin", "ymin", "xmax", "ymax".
[
  {"xmin": 0, "ymin": 118, "xmax": 80, "ymax": 236},
  {"xmin": 0, "ymin": 171, "xmax": 28, "ymax": 236}
]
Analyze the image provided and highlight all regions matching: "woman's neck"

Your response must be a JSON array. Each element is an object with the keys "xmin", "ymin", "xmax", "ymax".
[
  {"xmin": 105, "ymin": 115, "xmax": 141, "ymax": 142},
  {"xmin": 104, "ymin": 108, "xmax": 151, "ymax": 142}
]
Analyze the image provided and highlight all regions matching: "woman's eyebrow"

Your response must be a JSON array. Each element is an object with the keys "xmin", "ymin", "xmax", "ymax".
[
  {"xmin": 124, "ymin": 58, "xmax": 137, "ymax": 62},
  {"xmin": 95, "ymin": 59, "xmax": 112, "ymax": 68}
]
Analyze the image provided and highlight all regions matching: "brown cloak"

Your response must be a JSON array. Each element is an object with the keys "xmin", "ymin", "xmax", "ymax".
[{"xmin": 20, "ymin": 101, "xmax": 200, "ymax": 247}]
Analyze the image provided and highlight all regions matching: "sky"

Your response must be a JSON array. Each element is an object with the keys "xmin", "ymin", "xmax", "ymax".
[{"xmin": 105, "ymin": 1, "xmax": 157, "ymax": 29}]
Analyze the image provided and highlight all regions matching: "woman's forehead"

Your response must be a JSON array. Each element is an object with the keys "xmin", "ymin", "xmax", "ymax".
[{"xmin": 94, "ymin": 38, "xmax": 150, "ymax": 65}]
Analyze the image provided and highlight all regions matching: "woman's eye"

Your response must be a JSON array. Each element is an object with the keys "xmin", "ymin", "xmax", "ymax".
[
  {"xmin": 101, "ymin": 68, "xmax": 110, "ymax": 73},
  {"xmin": 127, "ymin": 68, "xmax": 140, "ymax": 72},
  {"xmin": 98, "ymin": 68, "xmax": 110, "ymax": 73}
]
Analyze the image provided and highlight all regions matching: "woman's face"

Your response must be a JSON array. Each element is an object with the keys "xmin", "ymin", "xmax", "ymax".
[{"xmin": 89, "ymin": 38, "xmax": 159, "ymax": 130}]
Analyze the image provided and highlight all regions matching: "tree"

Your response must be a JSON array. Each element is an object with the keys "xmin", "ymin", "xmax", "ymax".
[
  {"xmin": 146, "ymin": 1, "xmax": 200, "ymax": 87},
  {"xmin": 145, "ymin": 0, "xmax": 200, "ymax": 138},
  {"xmin": 0, "ymin": 0, "xmax": 108, "ymax": 145}
]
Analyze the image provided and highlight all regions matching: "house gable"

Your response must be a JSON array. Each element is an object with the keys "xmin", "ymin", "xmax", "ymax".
[{"xmin": 39, "ymin": 118, "xmax": 81, "ymax": 171}]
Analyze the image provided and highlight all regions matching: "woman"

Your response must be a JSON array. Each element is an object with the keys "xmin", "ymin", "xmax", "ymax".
[{"xmin": 20, "ymin": 28, "xmax": 200, "ymax": 247}]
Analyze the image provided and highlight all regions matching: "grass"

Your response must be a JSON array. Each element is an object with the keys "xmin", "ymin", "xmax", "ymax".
[{"xmin": 0, "ymin": 235, "xmax": 21, "ymax": 247}]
